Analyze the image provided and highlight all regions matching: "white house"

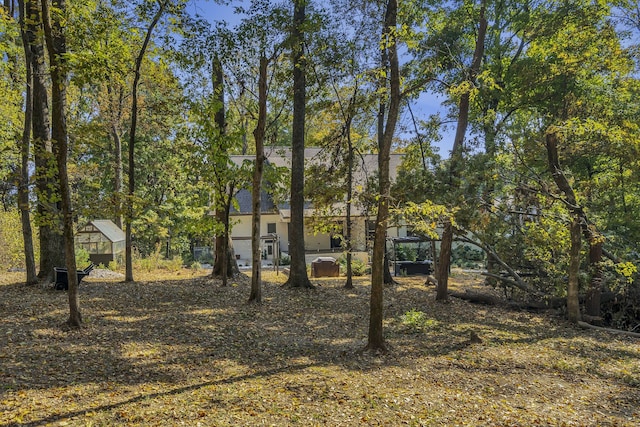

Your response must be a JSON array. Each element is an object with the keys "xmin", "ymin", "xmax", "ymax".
[{"xmin": 228, "ymin": 147, "xmax": 408, "ymax": 265}]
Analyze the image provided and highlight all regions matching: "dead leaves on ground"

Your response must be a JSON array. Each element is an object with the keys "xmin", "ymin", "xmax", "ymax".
[{"xmin": 0, "ymin": 269, "xmax": 638, "ymax": 426}]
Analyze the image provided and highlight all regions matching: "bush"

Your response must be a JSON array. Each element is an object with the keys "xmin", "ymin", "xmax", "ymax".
[
  {"xmin": 163, "ymin": 255, "xmax": 183, "ymax": 272},
  {"xmin": 338, "ymin": 256, "xmax": 369, "ymax": 276},
  {"xmin": 75, "ymin": 247, "xmax": 91, "ymax": 268},
  {"xmin": 0, "ymin": 210, "xmax": 39, "ymax": 270},
  {"xmin": 451, "ymin": 245, "xmax": 485, "ymax": 268},
  {"xmin": 400, "ymin": 309, "xmax": 439, "ymax": 333},
  {"xmin": 279, "ymin": 254, "xmax": 291, "ymax": 266}
]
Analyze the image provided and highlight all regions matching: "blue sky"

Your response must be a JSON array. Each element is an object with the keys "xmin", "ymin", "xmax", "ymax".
[{"xmin": 187, "ymin": 0, "xmax": 454, "ymax": 157}]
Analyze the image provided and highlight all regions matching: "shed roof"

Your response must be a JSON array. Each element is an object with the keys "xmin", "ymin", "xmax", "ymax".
[{"xmin": 83, "ymin": 220, "xmax": 125, "ymax": 243}]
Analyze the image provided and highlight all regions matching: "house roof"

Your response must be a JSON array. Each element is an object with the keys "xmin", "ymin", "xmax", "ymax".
[
  {"xmin": 232, "ymin": 189, "xmax": 277, "ymax": 214},
  {"xmin": 229, "ymin": 146, "xmax": 404, "ymax": 217},
  {"xmin": 82, "ymin": 220, "xmax": 125, "ymax": 243}
]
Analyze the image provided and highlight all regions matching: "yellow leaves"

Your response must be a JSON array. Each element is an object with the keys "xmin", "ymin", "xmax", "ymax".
[
  {"xmin": 396, "ymin": 201, "xmax": 456, "ymax": 239},
  {"xmin": 614, "ymin": 262, "xmax": 638, "ymax": 284}
]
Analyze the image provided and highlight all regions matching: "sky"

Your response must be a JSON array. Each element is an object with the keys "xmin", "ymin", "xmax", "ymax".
[{"xmin": 186, "ymin": 0, "xmax": 455, "ymax": 157}]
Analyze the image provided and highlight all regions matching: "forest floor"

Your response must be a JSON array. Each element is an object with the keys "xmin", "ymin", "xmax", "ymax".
[{"xmin": 1, "ymin": 268, "xmax": 639, "ymax": 426}]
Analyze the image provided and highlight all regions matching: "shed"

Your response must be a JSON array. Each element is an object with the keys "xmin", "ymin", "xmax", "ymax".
[{"xmin": 75, "ymin": 220, "xmax": 125, "ymax": 266}]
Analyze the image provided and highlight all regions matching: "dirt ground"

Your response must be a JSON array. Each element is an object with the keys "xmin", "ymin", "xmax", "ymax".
[{"xmin": 1, "ymin": 268, "xmax": 638, "ymax": 426}]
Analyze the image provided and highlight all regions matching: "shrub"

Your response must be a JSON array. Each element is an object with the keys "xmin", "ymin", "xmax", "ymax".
[
  {"xmin": 400, "ymin": 309, "xmax": 439, "ymax": 333},
  {"xmin": 0, "ymin": 210, "xmax": 39, "ymax": 270},
  {"xmin": 451, "ymin": 245, "xmax": 485, "ymax": 268},
  {"xmin": 279, "ymin": 254, "xmax": 291, "ymax": 266},
  {"xmin": 338, "ymin": 256, "xmax": 369, "ymax": 276},
  {"xmin": 163, "ymin": 255, "xmax": 183, "ymax": 272},
  {"xmin": 75, "ymin": 247, "xmax": 91, "ymax": 268}
]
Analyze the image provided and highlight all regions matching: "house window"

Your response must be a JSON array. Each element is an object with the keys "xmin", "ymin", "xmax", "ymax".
[
  {"xmin": 366, "ymin": 220, "xmax": 376, "ymax": 240},
  {"xmin": 267, "ymin": 223, "xmax": 276, "ymax": 234}
]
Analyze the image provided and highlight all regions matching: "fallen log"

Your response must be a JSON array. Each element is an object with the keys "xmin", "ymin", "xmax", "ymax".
[
  {"xmin": 448, "ymin": 291, "xmax": 547, "ymax": 310},
  {"xmin": 449, "ymin": 290, "xmax": 500, "ymax": 305},
  {"xmin": 577, "ymin": 321, "xmax": 640, "ymax": 338}
]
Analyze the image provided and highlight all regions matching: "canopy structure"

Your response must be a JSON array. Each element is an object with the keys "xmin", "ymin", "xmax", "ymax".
[
  {"xmin": 76, "ymin": 220, "xmax": 125, "ymax": 266},
  {"xmin": 389, "ymin": 236, "xmax": 434, "ymax": 276}
]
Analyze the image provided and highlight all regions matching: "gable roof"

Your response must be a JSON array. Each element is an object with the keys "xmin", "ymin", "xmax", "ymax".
[
  {"xmin": 232, "ymin": 189, "xmax": 277, "ymax": 214},
  {"xmin": 83, "ymin": 220, "xmax": 125, "ymax": 243}
]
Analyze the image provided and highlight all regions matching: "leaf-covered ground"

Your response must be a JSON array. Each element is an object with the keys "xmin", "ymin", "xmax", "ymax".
[{"xmin": 1, "ymin": 268, "xmax": 638, "ymax": 426}]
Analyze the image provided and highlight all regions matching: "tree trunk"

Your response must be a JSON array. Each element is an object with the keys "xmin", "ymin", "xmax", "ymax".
[
  {"xmin": 3, "ymin": 0, "xmax": 14, "ymax": 16},
  {"xmin": 249, "ymin": 56, "xmax": 267, "ymax": 303},
  {"xmin": 107, "ymin": 84, "xmax": 124, "ymax": 230},
  {"xmin": 438, "ymin": 0, "xmax": 487, "ymax": 299},
  {"xmin": 344, "ymin": 119, "xmax": 354, "ymax": 289},
  {"xmin": 366, "ymin": 0, "xmax": 399, "ymax": 353},
  {"xmin": 546, "ymin": 130, "xmax": 604, "ymax": 317},
  {"xmin": 284, "ymin": 0, "xmax": 313, "ymax": 289},
  {"xmin": 436, "ymin": 220, "xmax": 453, "ymax": 301},
  {"xmin": 210, "ymin": 55, "xmax": 238, "ymax": 282},
  {"xmin": 25, "ymin": 0, "xmax": 63, "ymax": 283},
  {"xmin": 125, "ymin": 1, "xmax": 166, "ymax": 282},
  {"xmin": 212, "ymin": 217, "xmax": 240, "ymax": 279},
  {"xmin": 585, "ymin": 239, "xmax": 603, "ymax": 317},
  {"xmin": 17, "ymin": 0, "xmax": 37, "ymax": 285},
  {"xmin": 42, "ymin": 0, "xmax": 81, "ymax": 327},
  {"xmin": 567, "ymin": 216, "xmax": 581, "ymax": 323}
]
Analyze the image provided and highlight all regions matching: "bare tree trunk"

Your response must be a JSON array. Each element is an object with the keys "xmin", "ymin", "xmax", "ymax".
[
  {"xmin": 567, "ymin": 216, "xmax": 581, "ymax": 323},
  {"xmin": 107, "ymin": 84, "xmax": 124, "ymax": 229},
  {"xmin": 436, "ymin": 220, "xmax": 453, "ymax": 301},
  {"xmin": 366, "ymin": 0, "xmax": 399, "ymax": 353},
  {"xmin": 210, "ymin": 55, "xmax": 238, "ymax": 282},
  {"xmin": 586, "ymin": 239, "xmax": 603, "ymax": 317},
  {"xmin": 546, "ymin": 131, "xmax": 604, "ymax": 318},
  {"xmin": 17, "ymin": 0, "xmax": 37, "ymax": 285},
  {"xmin": 112, "ymin": 124, "xmax": 123, "ymax": 229},
  {"xmin": 42, "ymin": 0, "xmax": 81, "ymax": 327},
  {"xmin": 125, "ymin": 0, "xmax": 166, "ymax": 282},
  {"xmin": 249, "ymin": 56, "xmax": 267, "ymax": 303},
  {"xmin": 3, "ymin": 0, "xmax": 14, "ymax": 16},
  {"xmin": 437, "ymin": 0, "xmax": 487, "ymax": 300},
  {"xmin": 284, "ymin": 0, "xmax": 313, "ymax": 289},
  {"xmin": 344, "ymin": 119, "xmax": 354, "ymax": 289},
  {"xmin": 24, "ymin": 0, "xmax": 63, "ymax": 283}
]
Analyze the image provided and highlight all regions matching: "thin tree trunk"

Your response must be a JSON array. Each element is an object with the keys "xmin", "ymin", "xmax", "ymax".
[
  {"xmin": 107, "ymin": 84, "xmax": 124, "ymax": 229},
  {"xmin": 125, "ymin": 0, "xmax": 166, "ymax": 282},
  {"xmin": 586, "ymin": 239, "xmax": 603, "ymax": 317},
  {"xmin": 112, "ymin": 123, "xmax": 123, "ymax": 229},
  {"xmin": 17, "ymin": 0, "xmax": 37, "ymax": 285},
  {"xmin": 567, "ymin": 216, "xmax": 581, "ymax": 323},
  {"xmin": 249, "ymin": 55, "xmax": 267, "ymax": 303},
  {"xmin": 344, "ymin": 124, "xmax": 354, "ymax": 289},
  {"xmin": 437, "ymin": 0, "xmax": 487, "ymax": 301},
  {"xmin": 284, "ymin": 0, "xmax": 313, "ymax": 289},
  {"xmin": 366, "ymin": 0, "xmax": 399, "ymax": 353},
  {"xmin": 546, "ymin": 131, "xmax": 603, "ymax": 317}
]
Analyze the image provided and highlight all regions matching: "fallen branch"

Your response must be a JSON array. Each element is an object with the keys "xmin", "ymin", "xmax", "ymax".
[
  {"xmin": 456, "ymin": 233, "xmax": 544, "ymax": 298},
  {"xmin": 448, "ymin": 290, "xmax": 554, "ymax": 311},
  {"xmin": 480, "ymin": 272, "xmax": 544, "ymax": 297},
  {"xmin": 577, "ymin": 321, "xmax": 640, "ymax": 338}
]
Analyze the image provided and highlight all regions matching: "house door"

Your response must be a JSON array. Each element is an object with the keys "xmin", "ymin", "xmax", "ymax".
[{"xmin": 330, "ymin": 221, "xmax": 344, "ymax": 249}]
